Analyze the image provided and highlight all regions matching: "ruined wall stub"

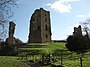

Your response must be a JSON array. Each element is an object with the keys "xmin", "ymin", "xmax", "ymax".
[
  {"xmin": 28, "ymin": 8, "xmax": 52, "ymax": 43},
  {"xmin": 73, "ymin": 25, "xmax": 82, "ymax": 36},
  {"xmin": 9, "ymin": 21, "xmax": 16, "ymax": 38},
  {"xmin": 6, "ymin": 21, "xmax": 22, "ymax": 45},
  {"xmin": 6, "ymin": 21, "xmax": 16, "ymax": 45}
]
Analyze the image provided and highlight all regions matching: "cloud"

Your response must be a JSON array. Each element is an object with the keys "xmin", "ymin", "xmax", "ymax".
[
  {"xmin": 16, "ymin": 0, "xmax": 27, "ymax": 4},
  {"xmin": 68, "ymin": 23, "xmax": 81, "ymax": 34},
  {"xmin": 47, "ymin": 0, "xmax": 80, "ymax": 13},
  {"xmin": 68, "ymin": 21, "xmax": 90, "ymax": 36},
  {"xmin": 61, "ymin": 0, "xmax": 80, "ymax": 2},
  {"xmin": 68, "ymin": 23, "xmax": 80, "ymax": 28},
  {"xmin": 77, "ymin": 13, "xmax": 90, "ymax": 18},
  {"xmin": 77, "ymin": 15, "xmax": 85, "ymax": 18},
  {"xmin": 87, "ymin": 13, "xmax": 90, "ymax": 18},
  {"xmin": 16, "ymin": 0, "xmax": 22, "ymax": 4}
]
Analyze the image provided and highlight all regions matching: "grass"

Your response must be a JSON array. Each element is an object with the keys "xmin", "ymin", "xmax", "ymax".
[
  {"xmin": 19, "ymin": 42, "xmax": 67, "ymax": 54},
  {"xmin": 53, "ymin": 52, "xmax": 90, "ymax": 67},
  {"xmin": 0, "ymin": 56, "xmax": 30, "ymax": 67},
  {"xmin": 0, "ymin": 42, "xmax": 90, "ymax": 67},
  {"xmin": 18, "ymin": 42, "xmax": 90, "ymax": 67}
]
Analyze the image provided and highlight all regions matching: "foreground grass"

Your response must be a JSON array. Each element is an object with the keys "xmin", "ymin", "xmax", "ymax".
[
  {"xmin": 52, "ymin": 52, "xmax": 90, "ymax": 67},
  {"xmin": 0, "ymin": 56, "xmax": 29, "ymax": 67},
  {"xmin": 1, "ymin": 42, "xmax": 90, "ymax": 67},
  {"xmin": 18, "ymin": 42, "xmax": 90, "ymax": 67},
  {"xmin": 0, "ymin": 54, "xmax": 90, "ymax": 67}
]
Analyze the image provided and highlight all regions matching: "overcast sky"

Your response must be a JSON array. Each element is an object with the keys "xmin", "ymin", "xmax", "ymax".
[{"xmin": 10, "ymin": 0, "xmax": 90, "ymax": 42}]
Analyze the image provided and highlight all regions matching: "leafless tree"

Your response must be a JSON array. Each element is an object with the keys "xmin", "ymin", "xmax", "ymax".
[
  {"xmin": 82, "ymin": 18, "xmax": 90, "ymax": 39},
  {"xmin": 0, "ymin": 0, "xmax": 19, "ymax": 41}
]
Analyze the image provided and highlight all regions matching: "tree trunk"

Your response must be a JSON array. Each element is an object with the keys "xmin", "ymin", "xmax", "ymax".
[
  {"xmin": 80, "ymin": 56, "xmax": 82, "ymax": 67},
  {"xmin": 61, "ymin": 56, "xmax": 63, "ymax": 66},
  {"xmin": 60, "ymin": 51, "xmax": 63, "ymax": 66}
]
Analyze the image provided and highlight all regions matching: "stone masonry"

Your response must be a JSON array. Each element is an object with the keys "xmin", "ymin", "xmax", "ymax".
[
  {"xmin": 73, "ymin": 25, "xmax": 82, "ymax": 36},
  {"xmin": 28, "ymin": 8, "xmax": 52, "ymax": 43},
  {"xmin": 6, "ymin": 21, "xmax": 22, "ymax": 45}
]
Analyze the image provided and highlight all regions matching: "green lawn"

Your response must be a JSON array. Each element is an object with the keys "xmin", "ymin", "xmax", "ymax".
[
  {"xmin": 18, "ymin": 42, "xmax": 90, "ymax": 67},
  {"xmin": 19, "ymin": 42, "xmax": 67, "ymax": 54},
  {"xmin": 0, "ymin": 42, "xmax": 90, "ymax": 67},
  {"xmin": 0, "ymin": 56, "xmax": 29, "ymax": 67}
]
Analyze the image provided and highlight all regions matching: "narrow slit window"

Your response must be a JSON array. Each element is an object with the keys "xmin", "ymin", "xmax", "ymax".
[
  {"xmin": 45, "ymin": 25, "xmax": 47, "ymax": 30},
  {"xmin": 46, "ymin": 34, "xmax": 48, "ymax": 38}
]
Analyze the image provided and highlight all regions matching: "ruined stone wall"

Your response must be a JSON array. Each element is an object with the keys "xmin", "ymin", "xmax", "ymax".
[
  {"xmin": 28, "ymin": 8, "xmax": 51, "ymax": 43},
  {"xmin": 73, "ymin": 25, "xmax": 82, "ymax": 36},
  {"xmin": 9, "ymin": 22, "xmax": 16, "ymax": 38},
  {"xmin": 6, "ymin": 21, "xmax": 22, "ymax": 45}
]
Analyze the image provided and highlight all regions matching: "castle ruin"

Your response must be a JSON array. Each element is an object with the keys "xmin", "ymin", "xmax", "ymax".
[
  {"xmin": 6, "ymin": 21, "xmax": 22, "ymax": 45},
  {"xmin": 28, "ymin": 8, "xmax": 52, "ymax": 43},
  {"xmin": 73, "ymin": 25, "xmax": 82, "ymax": 36}
]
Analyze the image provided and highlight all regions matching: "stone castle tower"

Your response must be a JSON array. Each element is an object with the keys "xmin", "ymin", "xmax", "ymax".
[{"xmin": 28, "ymin": 8, "xmax": 52, "ymax": 43}]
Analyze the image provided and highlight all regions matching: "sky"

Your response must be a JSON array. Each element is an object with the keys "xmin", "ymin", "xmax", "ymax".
[{"xmin": 10, "ymin": 0, "xmax": 90, "ymax": 42}]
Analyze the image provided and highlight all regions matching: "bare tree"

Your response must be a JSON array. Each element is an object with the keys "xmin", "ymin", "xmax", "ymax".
[
  {"xmin": 82, "ymin": 18, "xmax": 90, "ymax": 39},
  {"xmin": 0, "ymin": 0, "xmax": 19, "ymax": 41}
]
